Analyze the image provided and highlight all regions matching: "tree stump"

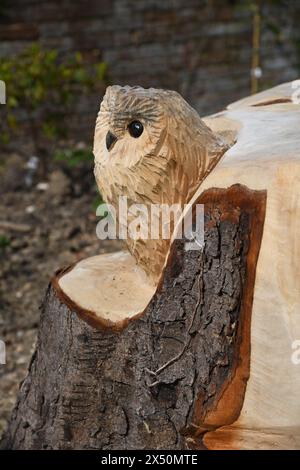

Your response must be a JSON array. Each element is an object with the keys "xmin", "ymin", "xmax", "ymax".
[
  {"xmin": 1, "ymin": 185, "xmax": 265, "ymax": 450},
  {"xmin": 2, "ymin": 81, "xmax": 300, "ymax": 450}
]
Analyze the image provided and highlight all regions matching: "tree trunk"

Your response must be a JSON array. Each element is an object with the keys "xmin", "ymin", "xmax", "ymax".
[{"xmin": 1, "ymin": 185, "xmax": 265, "ymax": 450}]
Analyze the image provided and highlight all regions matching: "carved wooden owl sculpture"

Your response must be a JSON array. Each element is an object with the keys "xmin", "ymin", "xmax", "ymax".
[{"xmin": 94, "ymin": 86, "xmax": 228, "ymax": 280}]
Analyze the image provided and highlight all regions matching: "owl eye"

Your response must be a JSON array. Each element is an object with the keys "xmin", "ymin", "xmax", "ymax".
[{"xmin": 128, "ymin": 120, "xmax": 144, "ymax": 138}]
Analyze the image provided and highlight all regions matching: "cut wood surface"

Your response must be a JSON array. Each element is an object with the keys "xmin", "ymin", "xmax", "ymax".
[{"xmin": 56, "ymin": 251, "xmax": 155, "ymax": 330}]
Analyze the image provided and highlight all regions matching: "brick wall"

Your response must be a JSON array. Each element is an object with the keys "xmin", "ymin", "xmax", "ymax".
[{"xmin": 0, "ymin": 0, "xmax": 299, "ymax": 138}]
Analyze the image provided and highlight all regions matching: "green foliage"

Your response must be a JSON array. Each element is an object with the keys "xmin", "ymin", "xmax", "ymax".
[
  {"xmin": 0, "ymin": 234, "xmax": 10, "ymax": 250},
  {"xmin": 0, "ymin": 43, "xmax": 108, "ymax": 158},
  {"xmin": 54, "ymin": 146, "xmax": 94, "ymax": 168},
  {"xmin": 0, "ymin": 0, "xmax": 8, "ymax": 18},
  {"xmin": 93, "ymin": 194, "xmax": 105, "ymax": 211}
]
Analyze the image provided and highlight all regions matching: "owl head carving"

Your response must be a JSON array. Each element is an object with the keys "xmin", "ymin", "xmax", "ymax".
[{"xmin": 94, "ymin": 85, "xmax": 228, "ymax": 280}]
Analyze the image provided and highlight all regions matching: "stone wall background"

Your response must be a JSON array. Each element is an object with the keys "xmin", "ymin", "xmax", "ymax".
[{"xmin": 0, "ymin": 0, "xmax": 299, "ymax": 137}]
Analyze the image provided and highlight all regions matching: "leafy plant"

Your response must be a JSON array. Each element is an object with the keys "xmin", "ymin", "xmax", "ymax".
[
  {"xmin": 93, "ymin": 194, "xmax": 105, "ymax": 211},
  {"xmin": 0, "ymin": 43, "xmax": 108, "ymax": 167},
  {"xmin": 0, "ymin": 234, "xmax": 10, "ymax": 250},
  {"xmin": 0, "ymin": 0, "xmax": 8, "ymax": 19},
  {"xmin": 54, "ymin": 146, "xmax": 94, "ymax": 168}
]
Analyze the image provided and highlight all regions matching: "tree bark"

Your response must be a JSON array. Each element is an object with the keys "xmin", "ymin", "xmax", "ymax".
[{"xmin": 1, "ymin": 184, "xmax": 266, "ymax": 450}]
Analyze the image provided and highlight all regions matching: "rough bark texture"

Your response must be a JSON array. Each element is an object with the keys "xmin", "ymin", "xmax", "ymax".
[{"xmin": 1, "ymin": 184, "xmax": 266, "ymax": 450}]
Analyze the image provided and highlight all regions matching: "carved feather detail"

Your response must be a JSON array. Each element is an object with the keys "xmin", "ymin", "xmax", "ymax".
[{"xmin": 94, "ymin": 85, "xmax": 229, "ymax": 280}]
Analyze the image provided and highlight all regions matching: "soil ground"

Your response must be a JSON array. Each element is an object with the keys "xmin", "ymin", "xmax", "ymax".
[{"xmin": 0, "ymin": 154, "xmax": 122, "ymax": 438}]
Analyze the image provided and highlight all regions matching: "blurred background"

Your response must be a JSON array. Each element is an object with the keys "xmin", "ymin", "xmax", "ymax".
[{"xmin": 0, "ymin": 0, "xmax": 300, "ymax": 437}]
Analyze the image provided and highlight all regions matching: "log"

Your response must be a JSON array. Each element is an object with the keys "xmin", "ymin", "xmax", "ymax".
[{"xmin": 1, "ymin": 185, "xmax": 265, "ymax": 450}]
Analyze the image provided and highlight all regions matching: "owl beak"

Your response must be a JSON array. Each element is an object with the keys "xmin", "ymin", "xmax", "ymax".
[{"xmin": 106, "ymin": 131, "xmax": 118, "ymax": 151}]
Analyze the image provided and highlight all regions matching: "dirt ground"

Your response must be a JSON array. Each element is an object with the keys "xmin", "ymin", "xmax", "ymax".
[{"xmin": 0, "ymin": 154, "xmax": 122, "ymax": 439}]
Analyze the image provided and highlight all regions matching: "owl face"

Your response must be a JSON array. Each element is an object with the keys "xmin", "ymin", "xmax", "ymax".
[
  {"xmin": 94, "ymin": 86, "xmax": 171, "ymax": 171},
  {"xmin": 94, "ymin": 84, "xmax": 228, "ymax": 210}
]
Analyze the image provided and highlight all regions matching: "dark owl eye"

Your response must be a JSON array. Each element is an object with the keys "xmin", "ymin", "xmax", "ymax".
[{"xmin": 128, "ymin": 120, "xmax": 144, "ymax": 138}]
